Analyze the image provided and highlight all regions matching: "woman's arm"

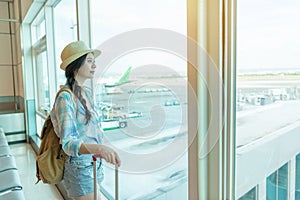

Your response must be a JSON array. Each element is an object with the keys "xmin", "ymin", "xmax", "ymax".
[
  {"xmin": 54, "ymin": 92, "xmax": 84, "ymax": 156},
  {"xmin": 79, "ymin": 143, "xmax": 121, "ymax": 167}
]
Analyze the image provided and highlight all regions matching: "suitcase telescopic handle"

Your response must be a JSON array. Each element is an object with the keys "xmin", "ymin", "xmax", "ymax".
[{"xmin": 93, "ymin": 155, "xmax": 119, "ymax": 200}]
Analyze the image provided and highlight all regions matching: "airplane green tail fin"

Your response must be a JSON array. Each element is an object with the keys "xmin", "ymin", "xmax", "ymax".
[{"xmin": 115, "ymin": 66, "xmax": 132, "ymax": 85}]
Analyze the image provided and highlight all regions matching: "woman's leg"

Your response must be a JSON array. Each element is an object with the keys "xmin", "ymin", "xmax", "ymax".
[
  {"xmin": 74, "ymin": 183, "xmax": 102, "ymax": 200},
  {"xmin": 74, "ymin": 192, "xmax": 101, "ymax": 200}
]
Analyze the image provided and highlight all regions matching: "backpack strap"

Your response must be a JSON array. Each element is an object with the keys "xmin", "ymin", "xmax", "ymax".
[{"xmin": 55, "ymin": 87, "xmax": 78, "ymax": 113}]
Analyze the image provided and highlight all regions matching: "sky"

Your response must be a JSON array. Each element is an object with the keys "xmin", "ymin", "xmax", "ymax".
[
  {"xmin": 90, "ymin": 0, "xmax": 187, "ymax": 77},
  {"xmin": 91, "ymin": 0, "xmax": 300, "ymax": 75},
  {"xmin": 237, "ymin": 0, "xmax": 300, "ymax": 71},
  {"xmin": 55, "ymin": 0, "xmax": 300, "ymax": 76}
]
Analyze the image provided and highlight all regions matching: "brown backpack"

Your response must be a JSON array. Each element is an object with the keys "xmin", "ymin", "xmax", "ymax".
[{"xmin": 36, "ymin": 87, "xmax": 75, "ymax": 184}]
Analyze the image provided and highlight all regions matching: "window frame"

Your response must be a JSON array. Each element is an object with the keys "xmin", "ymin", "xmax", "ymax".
[
  {"xmin": 32, "ymin": 35, "xmax": 50, "ymax": 116},
  {"xmin": 187, "ymin": 0, "xmax": 237, "ymax": 199},
  {"xmin": 21, "ymin": 0, "xmax": 238, "ymax": 199}
]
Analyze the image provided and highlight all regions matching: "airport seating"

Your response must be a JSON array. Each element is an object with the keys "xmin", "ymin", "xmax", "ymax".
[
  {"xmin": 0, "ymin": 128, "xmax": 25, "ymax": 200},
  {"xmin": 0, "ymin": 146, "xmax": 11, "ymax": 157},
  {"xmin": 0, "ymin": 129, "xmax": 8, "ymax": 147},
  {"xmin": 0, "ymin": 190, "xmax": 25, "ymax": 200},
  {"xmin": 0, "ymin": 138, "xmax": 8, "ymax": 146},
  {"xmin": 0, "ymin": 156, "xmax": 17, "ymax": 172}
]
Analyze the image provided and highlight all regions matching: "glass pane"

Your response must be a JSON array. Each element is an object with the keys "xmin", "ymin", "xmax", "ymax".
[
  {"xmin": 91, "ymin": 1, "xmax": 187, "ymax": 199},
  {"xmin": 36, "ymin": 115, "xmax": 44, "ymax": 137},
  {"xmin": 277, "ymin": 163, "xmax": 288, "ymax": 200},
  {"xmin": 32, "ymin": 18, "xmax": 46, "ymax": 44},
  {"xmin": 38, "ymin": 20, "xmax": 46, "ymax": 39},
  {"xmin": 295, "ymin": 154, "xmax": 300, "ymax": 199},
  {"xmin": 266, "ymin": 163, "xmax": 288, "ymax": 200},
  {"xmin": 238, "ymin": 187, "xmax": 257, "ymax": 200},
  {"xmin": 266, "ymin": 171, "xmax": 277, "ymax": 200},
  {"xmin": 53, "ymin": 0, "xmax": 77, "ymax": 88},
  {"xmin": 36, "ymin": 51, "xmax": 50, "ymax": 112},
  {"xmin": 236, "ymin": 1, "xmax": 300, "ymax": 199}
]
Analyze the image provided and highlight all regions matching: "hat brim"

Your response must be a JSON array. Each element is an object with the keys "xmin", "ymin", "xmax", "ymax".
[{"xmin": 60, "ymin": 49, "xmax": 101, "ymax": 70}]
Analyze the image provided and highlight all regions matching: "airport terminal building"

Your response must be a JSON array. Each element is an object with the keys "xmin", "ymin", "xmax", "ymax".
[{"xmin": 0, "ymin": 0, "xmax": 300, "ymax": 199}]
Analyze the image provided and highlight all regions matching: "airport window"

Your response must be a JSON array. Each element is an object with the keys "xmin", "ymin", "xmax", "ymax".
[
  {"xmin": 236, "ymin": 1, "xmax": 300, "ymax": 199},
  {"xmin": 53, "ymin": 0, "xmax": 77, "ymax": 88},
  {"xmin": 266, "ymin": 163, "xmax": 288, "ymax": 200},
  {"xmin": 90, "ymin": 0, "xmax": 187, "ymax": 199},
  {"xmin": 32, "ymin": 18, "xmax": 46, "ymax": 44},
  {"xmin": 32, "ymin": 38, "xmax": 50, "ymax": 115},
  {"xmin": 30, "ymin": 7, "xmax": 53, "ymax": 118}
]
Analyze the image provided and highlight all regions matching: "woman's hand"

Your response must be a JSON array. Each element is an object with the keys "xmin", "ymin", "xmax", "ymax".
[
  {"xmin": 79, "ymin": 143, "xmax": 121, "ymax": 167},
  {"xmin": 95, "ymin": 145, "xmax": 121, "ymax": 167}
]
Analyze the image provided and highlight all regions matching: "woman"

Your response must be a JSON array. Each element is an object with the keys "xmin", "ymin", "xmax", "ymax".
[{"xmin": 50, "ymin": 41, "xmax": 121, "ymax": 200}]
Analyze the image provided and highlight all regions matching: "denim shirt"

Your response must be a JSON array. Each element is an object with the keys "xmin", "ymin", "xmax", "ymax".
[{"xmin": 50, "ymin": 86, "xmax": 103, "ymax": 156}]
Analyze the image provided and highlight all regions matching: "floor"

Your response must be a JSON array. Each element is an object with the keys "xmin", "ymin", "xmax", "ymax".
[
  {"xmin": 10, "ymin": 143, "xmax": 108, "ymax": 200},
  {"xmin": 10, "ymin": 143, "xmax": 64, "ymax": 200}
]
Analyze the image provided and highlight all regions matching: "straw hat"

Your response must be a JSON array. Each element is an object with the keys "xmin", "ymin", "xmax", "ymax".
[{"xmin": 60, "ymin": 41, "xmax": 101, "ymax": 70}]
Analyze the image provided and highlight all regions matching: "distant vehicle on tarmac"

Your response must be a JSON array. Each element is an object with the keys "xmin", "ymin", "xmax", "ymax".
[
  {"xmin": 172, "ymin": 100, "xmax": 180, "ymax": 106},
  {"xmin": 245, "ymin": 94, "xmax": 274, "ymax": 106},
  {"xmin": 128, "ymin": 111, "xmax": 143, "ymax": 118},
  {"xmin": 101, "ymin": 119, "xmax": 127, "ymax": 131},
  {"xmin": 164, "ymin": 100, "xmax": 180, "ymax": 106},
  {"xmin": 164, "ymin": 101, "xmax": 173, "ymax": 106},
  {"xmin": 255, "ymin": 95, "xmax": 274, "ymax": 105}
]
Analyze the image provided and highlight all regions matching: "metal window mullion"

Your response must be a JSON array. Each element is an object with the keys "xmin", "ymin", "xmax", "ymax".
[
  {"xmin": 87, "ymin": 0, "xmax": 96, "ymax": 95},
  {"xmin": 205, "ymin": 0, "xmax": 223, "ymax": 199},
  {"xmin": 45, "ymin": 5, "xmax": 57, "ymax": 108},
  {"xmin": 76, "ymin": 0, "xmax": 91, "ymax": 44},
  {"xmin": 187, "ymin": 0, "xmax": 201, "ymax": 199},
  {"xmin": 288, "ymin": 159, "xmax": 296, "ymax": 200},
  {"xmin": 198, "ymin": 1, "xmax": 209, "ymax": 200},
  {"xmin": 201, "ymin": 0, "xmax": 236, "ymax": 199},
  {"xmin": 223, "ymin": 0, "xmax": 237, "ymax": 199},
  {"xmin": 276, "ymin": 170, "xmax": 279, "ymax": 200},
  {"xmin": 76, "ymin": 0, "xmax": 93, "ymax": 90}
]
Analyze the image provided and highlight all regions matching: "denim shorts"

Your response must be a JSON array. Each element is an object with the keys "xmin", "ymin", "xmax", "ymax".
[{"xmin": 63, "ymin": 154, "xmax": 104, "ymax": 198}]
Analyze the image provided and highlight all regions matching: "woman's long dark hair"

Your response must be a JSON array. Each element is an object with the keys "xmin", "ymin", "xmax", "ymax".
[{"xmin": 65, "ymin": 54, "xmax": 91, "ymax": 124}]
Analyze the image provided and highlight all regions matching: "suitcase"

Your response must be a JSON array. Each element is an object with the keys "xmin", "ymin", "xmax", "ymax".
[{"xmin": 93, "ymin": 155, "xmax": 119, "ymax": 200}]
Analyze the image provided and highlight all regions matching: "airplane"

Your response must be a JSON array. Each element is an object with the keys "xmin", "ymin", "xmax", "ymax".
[
  {"xmin": 95, "ymin": 66, "xmax": 134, "ymax": 95},
  {"xmin": 103, "ymin": 66, "xmax": 133, "ymax": 88}
]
